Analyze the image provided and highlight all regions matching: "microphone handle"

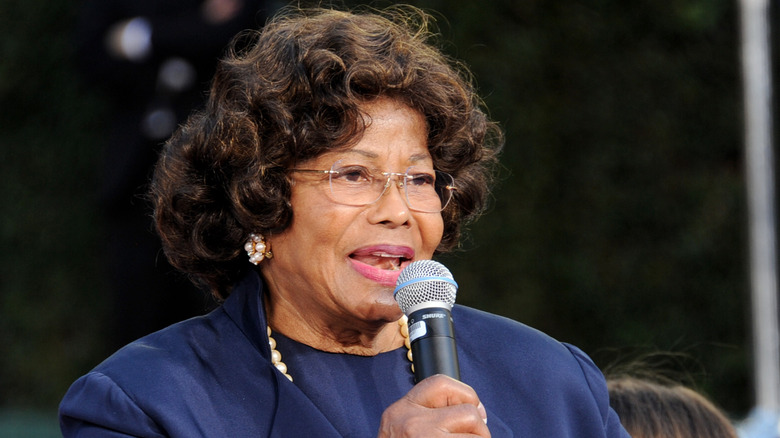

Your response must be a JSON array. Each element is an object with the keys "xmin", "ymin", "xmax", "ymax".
[{"xmin": 407, "ymin": 307, "xmax": 460, "ymax": 382}]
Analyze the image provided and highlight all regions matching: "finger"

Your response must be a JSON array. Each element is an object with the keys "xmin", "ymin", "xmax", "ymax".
[
  {"xmin": 379, "ymin": 381, "xmax": 490, "ymax": 438},
  {"xmin": 433, "ymin": 403, "xmax": 491, "ymax": 437},
  {"xmin": 408, "ymin": 375, "xmax": 481, "ymax": 409},
  {"xmin": 379, "ymin": 402, "xmax": 491, "ymax": 438}
]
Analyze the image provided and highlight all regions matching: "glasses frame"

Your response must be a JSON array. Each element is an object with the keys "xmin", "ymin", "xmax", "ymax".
[{"xmin": 289, "ymin": 160, "xmax": 457, "ymax": 213}]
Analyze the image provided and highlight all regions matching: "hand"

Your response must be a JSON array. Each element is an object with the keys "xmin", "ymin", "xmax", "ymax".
[{"xmin": 377, "ymin": 375, "xmax": 490, "ymax": 437}]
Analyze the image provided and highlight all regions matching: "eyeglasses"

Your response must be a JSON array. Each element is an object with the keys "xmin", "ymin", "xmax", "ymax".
[{"xmin": 289, "ymin": 160, "xmax": 456, "ymax": 213}]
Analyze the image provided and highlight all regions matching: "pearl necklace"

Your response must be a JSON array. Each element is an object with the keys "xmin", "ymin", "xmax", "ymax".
[{"xmin": 267, "ymin": 315, "xmax": 413, "ymax": 382}]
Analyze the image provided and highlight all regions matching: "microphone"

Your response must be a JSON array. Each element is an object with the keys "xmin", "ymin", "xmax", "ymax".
[{"xmin": 394, "ymin": 260, "xmax": 460, "ymax": 382}]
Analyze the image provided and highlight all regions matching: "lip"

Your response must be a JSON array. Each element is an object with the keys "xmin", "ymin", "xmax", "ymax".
[{"xmin": 348, "ymin": 245, "xmax": 415, "ymax": 287}]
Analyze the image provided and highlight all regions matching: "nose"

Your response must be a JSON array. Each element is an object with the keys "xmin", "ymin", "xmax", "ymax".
[
  {"xmin": 384, "ymin": 175, "xmax": 406, "ymax": 193},
  {"xmin": 368, "ymin": 175, "xmax": 410, "ymax": 226}
]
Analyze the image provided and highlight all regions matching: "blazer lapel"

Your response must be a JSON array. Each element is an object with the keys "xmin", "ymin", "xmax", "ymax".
[{"xmin": 222, "ymin": 271, "xmax": 345, "ymax": 437}]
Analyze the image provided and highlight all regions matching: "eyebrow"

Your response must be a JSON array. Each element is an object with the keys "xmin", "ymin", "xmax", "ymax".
[{"xmin": 339, "ymin": 149, "xmax": 432, "ymax": 164}]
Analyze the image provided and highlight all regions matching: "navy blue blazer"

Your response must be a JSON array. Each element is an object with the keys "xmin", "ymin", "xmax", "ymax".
[{"xmin": 60, "ymin": 271, "xmax": 629, "ymax": 437}]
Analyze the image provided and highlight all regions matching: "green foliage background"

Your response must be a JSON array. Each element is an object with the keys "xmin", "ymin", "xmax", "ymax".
[{"xmin": 1, "ymin": 0, "xmax": 756, "ymax": 421}]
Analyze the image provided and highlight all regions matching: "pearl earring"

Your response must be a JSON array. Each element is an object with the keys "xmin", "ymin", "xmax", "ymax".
[{"xmin": 245, "ymin": 233, "xmax": 273, "ymax": 265}]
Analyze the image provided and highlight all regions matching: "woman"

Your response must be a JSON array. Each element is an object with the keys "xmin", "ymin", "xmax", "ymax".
[{"xmin": 60, "ymin": 6, "xmax": 629, "ymax": 437}]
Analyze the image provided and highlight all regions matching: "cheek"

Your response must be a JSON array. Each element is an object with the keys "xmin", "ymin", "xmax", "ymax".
[
  {"xmin": 271, "ymin": 196, "xmax": 327, "ymax": 252},
  {"xmin": 282, "ymin": 201, "xmax": 358, "ymax": 255},
  {"xmin": 420, "ymin": 215, "xmax": 445, "ymax": 254}
]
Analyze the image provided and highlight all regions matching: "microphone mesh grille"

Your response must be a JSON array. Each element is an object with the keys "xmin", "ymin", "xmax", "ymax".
[{"xmin": 394, "ymin": 260, "xmax": 457, "ymax": 314}]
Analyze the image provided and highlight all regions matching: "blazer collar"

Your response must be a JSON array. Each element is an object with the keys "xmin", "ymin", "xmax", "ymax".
[
  {"xmin": 220, "ymin": 270, "xmax": 344, "ymax": 437},
  {"xmin": 221, "ymin": 270, "xmax": 272, "ymax": 362}
]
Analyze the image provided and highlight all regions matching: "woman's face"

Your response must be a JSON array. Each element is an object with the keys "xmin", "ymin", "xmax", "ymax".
[{"xmin": 262, "ymin": 98, "xmax": 444, "ymax": 328}]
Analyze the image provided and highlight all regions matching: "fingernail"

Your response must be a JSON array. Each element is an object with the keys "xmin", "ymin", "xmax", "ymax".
[{"xmin": 478, "ymin": 402, "xmax": 488, "ymax": 424}]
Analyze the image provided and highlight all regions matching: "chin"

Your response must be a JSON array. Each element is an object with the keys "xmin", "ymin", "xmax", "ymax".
[
  {"xmin": 354, "ymin": 290, "xmax": 402, "ymax": 322},
  {"xmin": 377, "ymin": 294, "xmax": 404, "ymax": 319}
]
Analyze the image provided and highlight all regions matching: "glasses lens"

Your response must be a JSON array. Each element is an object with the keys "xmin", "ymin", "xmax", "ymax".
[
  {"xmin": 327, "ymin": 161, "xmax": 455, "ymax": 212},
  {"xmin": 435, "ymin": 171, "xmax": 455, "ymax": 211},
  {"xmin": 328, "ymin": 161, "xmax": 384, "ymax": 206},
  {"xmin": 405, "ymin": 168, "xmax": 454, "ymax": 213}
]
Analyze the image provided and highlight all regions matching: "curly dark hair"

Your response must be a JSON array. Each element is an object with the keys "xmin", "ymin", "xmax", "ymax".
[{"xmin": 150, "ymin": 5, "xmax": 503, "ymax": 299}]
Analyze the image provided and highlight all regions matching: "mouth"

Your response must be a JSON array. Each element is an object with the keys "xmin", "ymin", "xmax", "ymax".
[
  {"xmin": 348, "ymin": 246, "xmax": 414, "ymax": 285},
  {"xmin": 350, "ymin": 252, "xmax": 411, "ymax": 271}
]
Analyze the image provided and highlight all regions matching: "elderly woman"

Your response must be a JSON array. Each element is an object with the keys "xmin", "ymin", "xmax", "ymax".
[{"xmin": 60, "ymin": 6, "xmax": 629, "ymax": 437}]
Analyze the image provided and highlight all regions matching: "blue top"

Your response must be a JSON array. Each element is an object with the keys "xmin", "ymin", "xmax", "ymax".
[{"xmin": 59, "ymin": 271, "xmax": 629, "ymax": 437}]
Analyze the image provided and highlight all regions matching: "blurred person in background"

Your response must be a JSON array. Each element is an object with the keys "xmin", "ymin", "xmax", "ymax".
[
  {"xmin": 608, "ymin": 376, "xmax": 738, "ymax": 438},
  {"xmin": 74, "ymin": 0, "xmax": 277, "ymax": 348}
]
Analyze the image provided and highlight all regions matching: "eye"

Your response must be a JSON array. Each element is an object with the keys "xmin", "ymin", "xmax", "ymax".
[
  {"xmin": 334, "ymin": 165, "xmax": 372, "ymax": 183},
  {"xmin": 407, "ymin": 172, "xmax": 435, "ymax": 187}
]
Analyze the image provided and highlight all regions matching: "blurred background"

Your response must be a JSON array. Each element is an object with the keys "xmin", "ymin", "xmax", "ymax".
[{"xmin": 0, "ymin": 0, "xmax": 764, "ymax": 435}]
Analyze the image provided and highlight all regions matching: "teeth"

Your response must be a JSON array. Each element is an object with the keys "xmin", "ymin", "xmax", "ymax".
[
  {"xmin": 379, "ymin": 254, "xmax": 403, "ymax": 270},
  {"xmin": 374, "ymin": 252, "xmax": 405, "ymax": 258},
  {"xmin": 351, "ymin": 251, "xmax": 407, "ymax": 271},
  {"xmin": 365, "ymin": 252, "xmax": 403, "ymax": 270}
]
